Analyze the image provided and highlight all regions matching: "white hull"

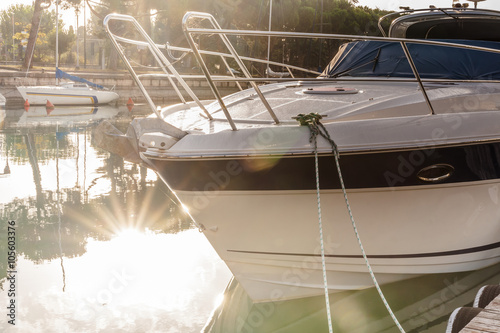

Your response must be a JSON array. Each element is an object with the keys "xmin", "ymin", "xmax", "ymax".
[
  {"xmin": 175, "ymin": 180, "xmax": 500, "ymax": 302},
  {"xmin": 17, "ymin": 85, "xmax": 119, "ymax": 105}
]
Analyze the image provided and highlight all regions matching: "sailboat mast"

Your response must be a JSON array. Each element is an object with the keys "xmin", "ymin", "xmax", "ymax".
[
  {"xmin": 266, "ymin": 0, "xmax": 272, "ymax": 76},
  {"xmin": 55, "ymin": 0, "xmax": 59, "ymax": 85}
]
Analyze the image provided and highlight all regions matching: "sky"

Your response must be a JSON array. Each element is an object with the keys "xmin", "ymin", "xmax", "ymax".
[
  {"xmin": 0, "ymin": 0, "xmax": 86, "ymax": 29},
  {"xmin": 0, "ymin": 0, "xmax": 499, "ymax": 29}
]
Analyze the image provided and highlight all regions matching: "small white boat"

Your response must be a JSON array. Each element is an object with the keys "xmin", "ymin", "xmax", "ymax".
[
  {"xmin": 17, "ymin": 81, "xmax": 119, "ymax": 106},
  {"xmin": 17, "ymin": 0, "xmax": 119, "ymax": 107},
  {"xmin": 99, "ymin": 4, "xmax": 500, "ymax": 303}
]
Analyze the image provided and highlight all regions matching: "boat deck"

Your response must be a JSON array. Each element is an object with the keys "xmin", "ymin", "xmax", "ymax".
[{"xmin": 460, "ymin": 294, "xmax": 500, "ymax": 332}]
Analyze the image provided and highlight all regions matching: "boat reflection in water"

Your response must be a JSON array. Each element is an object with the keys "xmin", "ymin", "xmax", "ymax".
[
  {"xmin": 15, "ymin": 105, "xmax": 123, "ymax": 127},
  {"xmin": 0, "ymin": 93, "xmax": 5, "ymax": 130},
  {"xmin": 205, "ymin": 263, "xmax": 500, "ymax": 333}
]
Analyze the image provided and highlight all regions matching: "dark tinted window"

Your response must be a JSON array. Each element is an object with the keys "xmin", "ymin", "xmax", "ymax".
[{"xmin": 405, "ymin": 19, "xmax": 500, "ymax": 41}]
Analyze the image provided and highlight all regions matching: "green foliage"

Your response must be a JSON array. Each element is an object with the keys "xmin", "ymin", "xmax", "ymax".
[
  {"xmin": 0, "ymin": 3, "xmax": 75, "ymax": 63},
  {"xmin": 147, "ymin": 0, "xmax": 390, "ymax": 71},
  {"xmin": 0, "ymin": 0, "xmax": 391, "ymax": 69},
  {"xmin": 298, "ymin": 6, "xmax": 316, "ymax": 31},
  {"xmin": 60, "ymin": 0, "xmax": 83, "ymax": 11},
  {"xmin": 0, "ymin": 4, "xmax": 35, "ymax": 60},
  {"xmin": 48, "ymin": 24, "xmax": 76, "ymax": 63}
]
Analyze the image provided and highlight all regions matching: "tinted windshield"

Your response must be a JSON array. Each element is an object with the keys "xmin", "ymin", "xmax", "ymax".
[{"xmin": 405, "ymin": 19, "xmax": 500, "ymax": 41}]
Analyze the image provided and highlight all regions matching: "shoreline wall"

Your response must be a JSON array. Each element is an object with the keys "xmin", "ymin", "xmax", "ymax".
[{"xmin": 0, "ymin": 70, "xmax": 244, "ymax": 108}]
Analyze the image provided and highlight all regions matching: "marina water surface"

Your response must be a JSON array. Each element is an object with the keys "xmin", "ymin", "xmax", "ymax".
[{"xmin": 1, "ymin": 105, "xmax": 499, "ymax": 332}]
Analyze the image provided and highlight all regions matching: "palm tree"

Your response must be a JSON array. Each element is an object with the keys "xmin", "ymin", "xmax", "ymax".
[{"xmin": 23, "ymin": 0, "xmax": 51, "ymax": 69}]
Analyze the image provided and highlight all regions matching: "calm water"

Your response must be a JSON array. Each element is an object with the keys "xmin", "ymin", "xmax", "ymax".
[
  {"xmin": 0, "ymin": 105, "xmax": 231, "ymax": 332},
  {"xmin": 1, "ymin": 104, "xmax": 499, "ymax": 332}
]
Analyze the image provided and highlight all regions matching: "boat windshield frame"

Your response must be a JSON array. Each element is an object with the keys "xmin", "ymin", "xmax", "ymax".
[{"xmin": 378, "ymin": 7, "xmax": 500, "ymax": 38}]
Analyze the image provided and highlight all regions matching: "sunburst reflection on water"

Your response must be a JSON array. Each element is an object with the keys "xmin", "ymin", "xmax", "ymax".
[{"xmin": 0, "ymin": 105, "xmax": 231, "ymax": 332}]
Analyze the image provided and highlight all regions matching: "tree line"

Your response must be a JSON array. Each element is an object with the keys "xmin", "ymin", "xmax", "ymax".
[
  {"xmin": 0, "ymin": 0, "xmax": 390, "ymax": 71},
  {"xmin": 0, "ymin": 0, "xmax": 80, "ymax": 68}
]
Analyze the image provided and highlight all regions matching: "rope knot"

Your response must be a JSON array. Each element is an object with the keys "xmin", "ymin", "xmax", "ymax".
[
  {"xmin": 294, "ymin": 112, "xmax": 339, "ymax": 159},
  {"xmin": 294, "ymin": 113, "xmax": 323, "ymax": 126}
]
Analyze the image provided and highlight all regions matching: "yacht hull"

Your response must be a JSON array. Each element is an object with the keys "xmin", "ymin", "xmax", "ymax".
[
  {"xmin": 168, "ymin": 180, "xmax": 500, "ymax": 302},
  {"xmin": 147, "ymin": 141, "xmax": 500, "ymax": 302}
]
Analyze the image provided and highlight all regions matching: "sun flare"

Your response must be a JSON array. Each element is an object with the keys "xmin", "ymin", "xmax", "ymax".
[{"xmin": 114, "ymin": 227, "xmax": 145, "ymax": 239}]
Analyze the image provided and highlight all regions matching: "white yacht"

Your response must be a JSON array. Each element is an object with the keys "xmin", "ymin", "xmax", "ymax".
[{"xmin": 98, "ymin": 3, "xmax": 500, "ymax": 302}]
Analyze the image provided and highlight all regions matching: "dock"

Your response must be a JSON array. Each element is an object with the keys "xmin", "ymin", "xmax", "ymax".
[
  {"xmin": 460, "ymin": 293, "xmax": 500, "ymax": 332},
  {"xmin": 446, "ymin": 284, "xmax": 500, "ymax": 333}
]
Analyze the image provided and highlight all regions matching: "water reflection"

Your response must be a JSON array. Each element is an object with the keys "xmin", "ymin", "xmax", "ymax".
[
  {"xmin": 206, "ymin": 263, "xmax": 500, "ymax": 333},
  {"xmin": 7, "ymin": 229, "xmax": 230, "ymax": 332},
  {"xmin": 7, "ymin": 105, "xmax": 121, "ymax": 128},
  {"xmin": 0, "ymin": 105, "xmax": 232, "ymax": 332}
]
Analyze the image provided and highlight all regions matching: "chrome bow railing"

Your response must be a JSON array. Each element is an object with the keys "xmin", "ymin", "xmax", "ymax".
[
  {"xmin": 104, "ymin": 12, "xmax": 500, "ymax": 132},
  {"xmin": 103, "ymin": 13, "xmax": 319, "ymax": 131},
  {"xmin": 182, "ymin": 11, "xmax": 500, "ymax": 120}
]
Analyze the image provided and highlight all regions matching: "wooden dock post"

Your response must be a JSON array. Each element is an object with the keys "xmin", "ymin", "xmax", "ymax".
[
  {"xmin": 446, "ymin": 285, "xmax": 500, "ymax": 332},
  {"xmin": 459, "ymin": 293, "xmax": 500, "ymax": 332}
]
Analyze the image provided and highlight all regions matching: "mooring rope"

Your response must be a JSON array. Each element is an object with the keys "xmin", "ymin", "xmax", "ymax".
[
  {"xmin": 309, "ymin": 115, "xmax": 334, "ymax": 333},
  {"xmin": 295, "ymin": 113, "xmax": 406, "ymax": 333}
]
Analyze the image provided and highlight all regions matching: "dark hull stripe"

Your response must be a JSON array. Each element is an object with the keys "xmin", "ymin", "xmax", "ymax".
[
  {"xmin": 148, "ymin": 140, "xmax": 500, "ymax": 191},
  {"xmin": 27, "ymin": 92, "xmax": 98, "ymax": 102},
  {"xmin": 228, "ymin": 240, "xmax": 500, "ymax": 259}
]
